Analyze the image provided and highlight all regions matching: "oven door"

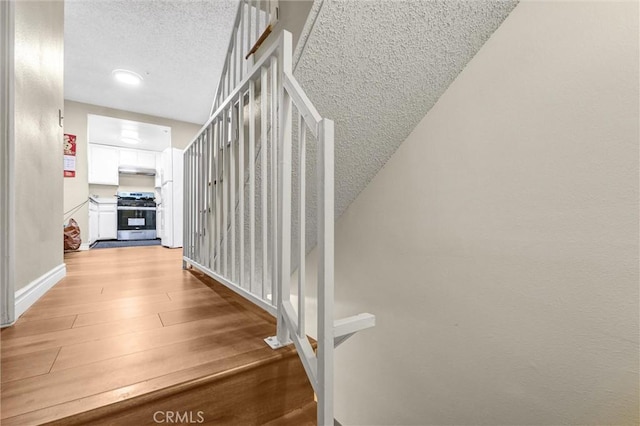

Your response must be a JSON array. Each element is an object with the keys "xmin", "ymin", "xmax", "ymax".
[{"xmin": 117, "ymin": 207, "xmax": 157, "ymax": 240}]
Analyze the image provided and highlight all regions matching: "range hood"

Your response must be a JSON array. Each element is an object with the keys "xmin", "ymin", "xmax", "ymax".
[{"xmin": 118, "ymin": 166, "xmax": 156, "ymax": 176}]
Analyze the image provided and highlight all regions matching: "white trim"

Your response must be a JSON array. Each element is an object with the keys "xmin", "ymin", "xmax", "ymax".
[
  {"xmin": 79, "ymin": 243, "xmax": 91, "ymax": 251},
  {"xmin": 0, "ymin": 0, "xmax": 15, "ymax": 327},
  {"xmin": 15, "ymin": 264, "xmax": 66, "ymax": 318}
]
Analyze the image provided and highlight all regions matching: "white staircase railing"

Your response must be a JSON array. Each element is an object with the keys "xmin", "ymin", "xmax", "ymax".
[
  {"xmin": 210, "ymin": 0, "xmax": 278, "ymax": 117},
  {"xmin": 183, "ymin": 28, "xmax": 374, "ymax": 426}
]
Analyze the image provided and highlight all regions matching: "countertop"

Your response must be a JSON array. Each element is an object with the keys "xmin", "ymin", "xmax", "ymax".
[{"xmin": 89, "ymin": 196, "xmax": 117, "ymax": 204}]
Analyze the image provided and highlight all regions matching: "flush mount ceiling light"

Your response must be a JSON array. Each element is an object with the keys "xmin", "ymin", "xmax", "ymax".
[
  {"xmin": 112, "ymin": 69, "xmax": 143, "ymax": 86},
  {"xmin": 121, "ymin": 137, "xmax": 140, "ymax": 144}
]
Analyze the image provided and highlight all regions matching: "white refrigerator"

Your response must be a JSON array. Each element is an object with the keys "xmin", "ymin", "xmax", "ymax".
[{"xmin": 160, "ymin": 147, "xmax": 183, "ymax": 248}]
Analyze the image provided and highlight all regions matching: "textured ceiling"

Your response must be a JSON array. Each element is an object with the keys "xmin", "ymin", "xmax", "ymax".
[
  {"xmin": 295, "ymin": 0, "xmax": 518, "ymax": 219},
  {"xmin": 64, "ymin": 0, "xmax": 239, "ymax": 125}
]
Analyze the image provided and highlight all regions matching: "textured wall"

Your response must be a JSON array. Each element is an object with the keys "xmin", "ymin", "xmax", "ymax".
[
  {"xmin": 14, "ymin": 0, "xmax": 65, "ymax": 290},
  {"xmin": 63, "ymin": 100, "xmax": 202, "ymax": 241},
  {"xmin": 295, "ymin": 0, "xmax": 518, "ymax": 221},
  {"xmin": 288, "ymin": 0, "xmax": 518, "ymax": 267},
  {"xmin": 299, "ymin": 1, "xmax": 639, "ymax": 424}
]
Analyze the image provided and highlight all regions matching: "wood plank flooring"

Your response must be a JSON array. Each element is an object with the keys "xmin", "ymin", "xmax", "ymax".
[{"xmin": 0, "ymin": 246, "xmax": 314, "ymax": 425}]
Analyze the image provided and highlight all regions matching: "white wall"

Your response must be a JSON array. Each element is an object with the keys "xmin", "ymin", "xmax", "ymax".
[
  {"xmin": 89, "ymin": 175, "xmax": 156, "ymax": 199},
  {"xmin": 302, "ymin": 1, "xmax": 639, "ymax": 424},
  {"xmin": 14, "ymin": 0, "xmax": 64, "ymax": 291}
]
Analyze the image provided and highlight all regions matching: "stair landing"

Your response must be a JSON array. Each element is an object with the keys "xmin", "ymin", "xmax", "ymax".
[{"xmin": 0, "ymin": 246, "xmax": 314, "ymax": 425}]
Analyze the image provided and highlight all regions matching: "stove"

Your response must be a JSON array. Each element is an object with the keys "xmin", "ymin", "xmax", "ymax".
[
  {"xmin": 117, "ymin": 191, "xmax": 155, "ymax": 202},
  {"xmin": 116, "ymin": 192, "xmax": 157, "ymax": 240}
]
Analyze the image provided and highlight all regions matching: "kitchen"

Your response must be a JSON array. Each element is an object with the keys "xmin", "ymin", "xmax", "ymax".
[
  {"xmin": 74, "ymin": 113, "xmax": 185, "ymax": 250},
  {"xmin": 57, "ymin": 1, "xmax": 221, "ymax": 255}
]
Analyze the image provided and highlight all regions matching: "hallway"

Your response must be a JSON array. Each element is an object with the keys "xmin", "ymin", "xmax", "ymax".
[{"xmin": 1, "ymin": 246, "xmax": 313, "ymax": 425}]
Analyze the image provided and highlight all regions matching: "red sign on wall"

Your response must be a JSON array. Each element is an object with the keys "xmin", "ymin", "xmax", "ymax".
[{"xmin": 64, "ymin": 134, "xmax": 76, "ymax": 178}]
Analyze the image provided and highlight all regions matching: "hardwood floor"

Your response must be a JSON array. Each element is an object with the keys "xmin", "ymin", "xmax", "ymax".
[{"xmin": 0, "ymin": 246, "xmax": 314, "ymax": 425}]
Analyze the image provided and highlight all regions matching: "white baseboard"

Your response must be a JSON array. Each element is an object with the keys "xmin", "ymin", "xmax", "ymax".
[
  {"xmin": 15, "ymin": 263, "xmax": 66, "ymax": 318},
  {"xmin": 79, "ymin": 243, "xmax": 90, "ymax": 251}
]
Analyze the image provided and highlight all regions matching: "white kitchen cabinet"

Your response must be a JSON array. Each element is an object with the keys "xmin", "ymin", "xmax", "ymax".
[
  {"xmin": 88, "ymin": 145, "xmax": 119, "ymax": 185},
  {"xmin": 88, "ymin": 198, "xmax": 117, "ymax": 243},
  {"xmin": 99, "ymin": 212, "xmax": 118, "ymax": 240},
  {"xmin": 118, "ymin": 149, "xmax": 138, "ymax": 167},
  {"xmin": 89, "ymin": 200, "xmax": 99, "ymax": 245},
  {"xmin": 91, "ymin": 145, "xmax": 162, "ymax": 186},
  {"xmin": 119, "ymin": 147, "xmax": 157, "ymax": 169},
  {"xmin": 137, "ymin": 151, "xmax": 157, "ymax": 169},
  {"xmin": 98, "ymin": 203, "xmax": 118, "ymax": 240}
]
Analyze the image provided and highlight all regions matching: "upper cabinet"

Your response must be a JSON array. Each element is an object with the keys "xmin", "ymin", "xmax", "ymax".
[
  {"xmin": 137, "ymin": 151, "xmax": 157, "ymax": 169},
  {"xmin": 86, "ymin": 116, "xmax": 171, "ymax": 184},
  {"xmin": 88, "ymin": 144, "xmax": 119, "ymax": 185},
  {"xmin": 119, "ymin": 147, "xmax": 157, "ymax": 169},
  {"xmin": 118, "ymin": 149, "xmax": 138, "ymax": 167},
  {"xmin": 89, "ymin": 144, "xmax": 162, "ymax": 185}
]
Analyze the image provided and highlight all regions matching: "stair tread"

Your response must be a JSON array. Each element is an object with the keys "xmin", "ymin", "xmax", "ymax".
[{"xmin": 264, "ymin": 401, "xmax": 317, "ymax": 426}]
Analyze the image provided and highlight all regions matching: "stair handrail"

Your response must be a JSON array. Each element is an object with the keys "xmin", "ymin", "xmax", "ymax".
[
  {"xmin": 183, "ymin": 30, "xmax": 375, "ymax": 426},
  {"xmin": 209, "ymin": 0, "xmax": 278, "ymax": 117}
]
